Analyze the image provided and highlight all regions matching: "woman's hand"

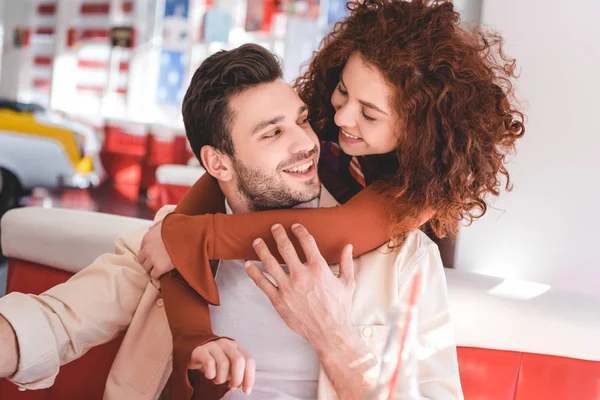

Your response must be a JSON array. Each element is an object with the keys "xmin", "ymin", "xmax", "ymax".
[
  {"xmin": 244, "ymin": 223, "xmax": 356, "ymax": 351},
  {"xmin": 190, "ymin": 338, "xmax": 255, "ymax": 395},
  {"xmin": 138, "ymin": 221, "xmax": 176, "ymax": 279}
]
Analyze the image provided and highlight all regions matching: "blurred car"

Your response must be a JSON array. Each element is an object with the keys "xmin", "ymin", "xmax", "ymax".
[{"xmin": 0, "ymin": 98, "xmax": 103, "ymax": 220}]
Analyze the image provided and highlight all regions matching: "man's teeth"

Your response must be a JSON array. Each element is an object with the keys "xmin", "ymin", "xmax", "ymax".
[
  {"xmin": 285, "ymin": 160, "xmax": 314, "ymax": 173},
  {"xmin": 343, "ymin": 130, "xmax": 360, "ymax": 140}
]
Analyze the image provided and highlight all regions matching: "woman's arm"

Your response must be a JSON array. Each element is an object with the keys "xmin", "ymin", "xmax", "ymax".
[
  {"xmin": 161, "ymin": 272, "xmax": 230, "ymax": 400},
  {"xmin": 161, "ymin": 183, "xmax": 394, "ymax": 305},
  {"xmin": 160, "ymin": 173, "xmax": 228, "ymax": 399}
]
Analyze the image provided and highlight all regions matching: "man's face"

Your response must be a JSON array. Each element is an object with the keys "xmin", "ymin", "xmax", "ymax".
[{"xmin": 228, "ymin": 79, "xmax": 321, "ymax": 211}]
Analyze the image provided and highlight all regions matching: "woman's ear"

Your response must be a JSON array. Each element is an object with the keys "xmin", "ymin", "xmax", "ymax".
[{"xmin": 200, "ymin": 145, "xmax": 234, "ymax": 182}]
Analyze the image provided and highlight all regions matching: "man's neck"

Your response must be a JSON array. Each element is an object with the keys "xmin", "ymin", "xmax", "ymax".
[
  {"xmin": 226, "ymin": 192, "xmax": 252, "ymax": 214},
  {"xmin": 218, "ymin": 181, "xmax": 251, "ymax": 214}
]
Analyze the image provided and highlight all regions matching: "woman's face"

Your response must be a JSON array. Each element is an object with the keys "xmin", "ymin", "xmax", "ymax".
[{"xmin": 331, "ymin": 52, "xmax": 400, "ymax": 156}]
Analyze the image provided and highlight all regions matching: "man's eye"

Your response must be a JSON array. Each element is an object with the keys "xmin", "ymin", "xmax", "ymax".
[{"xmin": 263, "ymin": 129, "xmax": 281, "ymax": 139}]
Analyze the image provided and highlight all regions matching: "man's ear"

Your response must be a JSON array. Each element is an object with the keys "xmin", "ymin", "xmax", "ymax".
[{"xmin": 200, "ymin": 145, "xmax": 234, "ymax": 182}]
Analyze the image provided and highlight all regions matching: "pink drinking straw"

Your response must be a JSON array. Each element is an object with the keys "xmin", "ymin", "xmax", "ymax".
[{"xmin": 386, "ymin": 271, "xmax": 422, "ymax": 400}]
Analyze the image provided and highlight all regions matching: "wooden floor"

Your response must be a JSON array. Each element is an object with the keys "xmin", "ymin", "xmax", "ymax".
[{"xmin": 21, "ymin": 182, "xmax": 155, "ymax": 220}]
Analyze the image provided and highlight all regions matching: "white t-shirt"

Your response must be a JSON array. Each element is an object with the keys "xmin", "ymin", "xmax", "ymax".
[{"xmin": 210, "ymin": 199, "xmax": 321, "ymax": 399}]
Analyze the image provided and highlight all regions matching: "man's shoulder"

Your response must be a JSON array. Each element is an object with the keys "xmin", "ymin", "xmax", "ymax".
[
  {"xmin": 367, "ymin": 229, "xmax": 440, "ymax": 272},
  {"xmin": 154, "ymin": 205, "xmax": 177, "ymax": 222},
  {"xmin": 401, "ymin": 229, "xmax": 438, "ymax": 256}
]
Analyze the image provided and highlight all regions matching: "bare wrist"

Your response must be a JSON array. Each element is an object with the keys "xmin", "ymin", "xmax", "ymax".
[{"xmin": 313, "ymin": 326, "xmax": 375, "ymax": 369}]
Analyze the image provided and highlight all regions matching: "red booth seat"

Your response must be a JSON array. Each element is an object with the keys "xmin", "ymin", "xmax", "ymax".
[
  {"xmin": 100, "ymin": 121, "xmax": 148, "ymax": 200},
  {"xmin": 153, "ymin": 164, "xmax": 205, "ymax": 210},
  {"xmin": 1, "ymin": 208, "xmax": 599, "ymax": 399},
  {"xmin": 445, "ymin": 269, "xmax": 600, "ymax": 399}
]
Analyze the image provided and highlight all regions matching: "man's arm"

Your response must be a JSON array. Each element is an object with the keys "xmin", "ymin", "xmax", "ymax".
[
  {"xmin": 312, "ymin": 326, "xmax": 377, "ymax": 399},
  {"xmin": 0, "ymin": 314, "xmax": 18, "ymax": 377},
  {"xmin": 0, "ymin": 208, "xmax": 172, "ymax": 389},
  {"xmin": 0, "ymin": 234, "xmax": 149, "ymax": 388}
]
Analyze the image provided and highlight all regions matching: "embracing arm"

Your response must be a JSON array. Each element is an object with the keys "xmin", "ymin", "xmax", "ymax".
[{"xmin": 162, "ymin": 175, "xmax": 394, "ymax": 304}]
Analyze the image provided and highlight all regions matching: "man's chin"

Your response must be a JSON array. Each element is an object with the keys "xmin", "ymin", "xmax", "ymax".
[
  {"xmin": 290, "ymin": 176, "xmax": 321, "ymax": 192},
  {"xmin": 280, "ymin": 180, "xmax": 319, "ymax": 204}
]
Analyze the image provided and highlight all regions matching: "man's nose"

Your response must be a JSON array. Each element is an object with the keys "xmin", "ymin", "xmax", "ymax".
[{"xmin": 288, "ymin": 125, "xmax": 318, "ymax": 155}]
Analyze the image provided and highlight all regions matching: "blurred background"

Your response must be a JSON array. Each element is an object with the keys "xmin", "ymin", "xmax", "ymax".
[{"xmin": 0, "ymin": 0, "xmax": 598, "ymax": 299}]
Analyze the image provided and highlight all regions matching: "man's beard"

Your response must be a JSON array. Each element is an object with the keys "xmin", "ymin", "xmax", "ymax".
[{"xmin": 232, "ymin": 151, "xmax": 321, "ymax": 212}]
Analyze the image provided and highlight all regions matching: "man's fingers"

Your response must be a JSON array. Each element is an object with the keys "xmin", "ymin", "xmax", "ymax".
[
  {"xmin": 244, "ymin": 261, "xmax": 279, "ymax": 300},
  {"xmin": 338, "ymin": 244, "xmax": 355, "ymax": 287},
  {"xmin": 271, "ymin": 224, "xmax": 301, "ymax": 268},
  {"xmin": 251, "ymin": 238, "xmax": 288, "ymax": 285},
  {"xmin": 291, "ymin": 224, "xmax": 324, "ymax": 265},
  {"xmin": 209, "ymin": 346, "xmax": 230, "ymax": 385}
]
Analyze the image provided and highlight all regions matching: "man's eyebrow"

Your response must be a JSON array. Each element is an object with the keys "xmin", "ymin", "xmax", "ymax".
[
  {"xmin": 251, "ymin": 115, "xmax": 285, "ymax": 135},
  {"xmin": 340, "ymin": 74, "xmax": 388, "ymax": 116}
]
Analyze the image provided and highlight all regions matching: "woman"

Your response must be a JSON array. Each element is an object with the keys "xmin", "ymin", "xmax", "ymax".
[{"xmin": 139, "ymin": 0, "xmax": 524, "ymax": 398}]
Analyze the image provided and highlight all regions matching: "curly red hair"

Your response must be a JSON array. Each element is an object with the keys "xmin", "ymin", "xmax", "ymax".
[{"xmin": 294, "ymin": 0, "xmax": 525, "ymax": 239}]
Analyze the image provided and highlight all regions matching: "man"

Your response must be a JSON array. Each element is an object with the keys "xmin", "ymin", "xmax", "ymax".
[{"xmin": 0, "ymin": 44, "xmax": 462, "ymax": 399}]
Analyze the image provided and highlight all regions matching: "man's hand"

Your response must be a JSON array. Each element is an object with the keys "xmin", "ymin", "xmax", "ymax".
[
  {"xmin": 244, "ymin": 223, "xmax": 356, "ymax": 349},
  {"xmin": 190, "ymin": 338, "xmax": 255, "ymax": 395},
  {"xmin": 138, "ymin": 221, "xmax": 175, "ymax": 279},
  {"xmin": 245, "ymin": 224, "xmax": 376, "ymax": 400}
]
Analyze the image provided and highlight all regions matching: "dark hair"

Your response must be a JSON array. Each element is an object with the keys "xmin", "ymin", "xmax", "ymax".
[
  {"xmin": 182, "ymin": 44, "xmax": 283, "ymax": 164},
  {"xmin": 295, "ymin": 0, "xmax": 525, "ymax": 239}
]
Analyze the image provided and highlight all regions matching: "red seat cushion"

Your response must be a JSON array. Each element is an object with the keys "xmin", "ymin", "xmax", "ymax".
[
  {"xmin": 458, "ymin": 346, "xmax": 600, "ymax": 400},
  {"xmin": 457, "ymin": 347, "xmax": 522, "ymax": 400},
  {"xmin": 516, "ymin": 353, "xmax": 600, "ymax": 399}
]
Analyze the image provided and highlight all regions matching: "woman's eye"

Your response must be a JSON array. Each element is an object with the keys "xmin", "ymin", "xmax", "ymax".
[
  {"xmin": 362, "ymin": 112, "xmax": 376, "ymax": 122},
  {"xmin": 337, "ymin": 85, "xmax": 348, "ymax": 96},
  {"xmin": 299, "ymin": 117, "xmax": 309, "ymax": 125},
  {"xmin": 263, "ymin": 129, "xmax": 281, "ymax": 139}
]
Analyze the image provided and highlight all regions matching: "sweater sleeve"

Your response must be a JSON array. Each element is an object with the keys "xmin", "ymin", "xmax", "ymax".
[{"xmin": 162, "ymin": 177, "xmax": 393, "ymax": 305}]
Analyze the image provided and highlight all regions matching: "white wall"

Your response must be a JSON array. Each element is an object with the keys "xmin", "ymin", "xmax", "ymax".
[
  {"xmin": 454, "ymin": 0, "xmax": 600, "ymax": 297},
  {"xmin": 453, "ymin": 0, "xmax": 482, "ymax": 25}
]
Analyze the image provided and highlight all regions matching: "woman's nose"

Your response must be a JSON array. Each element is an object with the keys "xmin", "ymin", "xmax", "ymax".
[{"xmin": 334, "ymin": 103, "xmax": 357, "ymax": 129}]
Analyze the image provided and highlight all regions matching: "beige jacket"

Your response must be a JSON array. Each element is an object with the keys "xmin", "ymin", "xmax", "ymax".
[{"xmin": 0, "ymin": 189, "xmax": 463, "ymax": 399}]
